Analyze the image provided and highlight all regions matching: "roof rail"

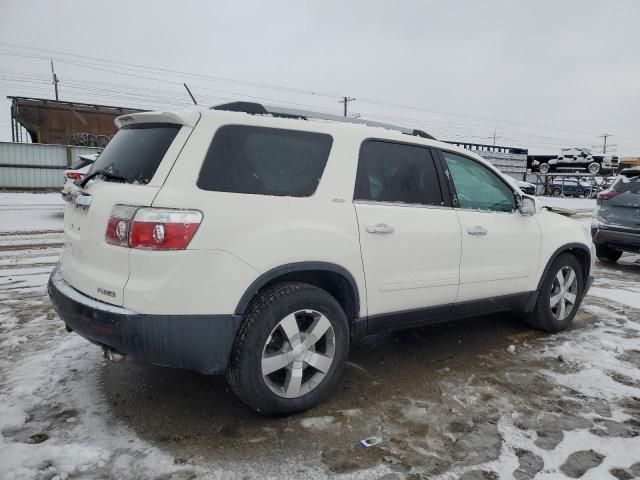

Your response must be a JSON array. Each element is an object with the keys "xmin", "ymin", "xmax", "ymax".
[{"xmin": 212, "ymin": 101, "xmax": 436, "ymax": 140}]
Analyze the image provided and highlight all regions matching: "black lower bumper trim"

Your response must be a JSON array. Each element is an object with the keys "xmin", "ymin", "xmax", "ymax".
[
  {"xmin": 48, "ymin": 266, "xmax": 241, "ymax": 375},
  {"xmin": 592, "ymin": 227, "xmax": 640, "ymax": 253}
]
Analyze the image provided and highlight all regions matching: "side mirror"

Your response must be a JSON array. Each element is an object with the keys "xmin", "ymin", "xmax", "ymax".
[{"xmin": 518, "ymin": 195, "xmax": 536, "ymax": 216}]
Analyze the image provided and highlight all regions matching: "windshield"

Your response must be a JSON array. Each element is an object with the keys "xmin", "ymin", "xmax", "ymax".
[{"xmin": 88, "ymin": 123, "xmax": 180, "ymax": 184}]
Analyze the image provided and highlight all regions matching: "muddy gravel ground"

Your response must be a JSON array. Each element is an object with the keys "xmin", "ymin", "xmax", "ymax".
[{"xmin": 1, "ymin": 225, "xmax": 640, "ymax": 479}]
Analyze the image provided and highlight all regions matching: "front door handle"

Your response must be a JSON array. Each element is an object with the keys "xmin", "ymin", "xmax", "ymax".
[
  {"xmin": 367, "ymin": 223, "xmax": 395, "ymax": 234},
  {"xmin": 467, "ymin": 226, "xmax": 487, "ymax": 236}
]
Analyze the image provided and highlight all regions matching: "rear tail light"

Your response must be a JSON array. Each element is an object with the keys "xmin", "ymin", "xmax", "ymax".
[
  {"xmin": 106, "ymin": 205, "xmax": 138, "ymax": 247},
  {"xmin": 105, "ymin": 206, "xmax": 202, "ymax": 250},
  {"xmin": 597, "ymin": 189, "xmax": 620, "ymax": 200},
  {"xmin": 66, "ymin": 171, "xmax": 84, "ymax": 180}
]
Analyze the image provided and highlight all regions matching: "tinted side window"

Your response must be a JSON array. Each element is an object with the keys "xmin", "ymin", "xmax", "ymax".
[
  {"xmin": 442, "ymin": 151, "xmax": 516, "ymax": 212},
  {"xmin": 198, "ymin": 126, "xmax": 333, "ymax": 197},
  {"xmin": 354, "ymin": 140, "xmax": 442, "ymax": 206}
]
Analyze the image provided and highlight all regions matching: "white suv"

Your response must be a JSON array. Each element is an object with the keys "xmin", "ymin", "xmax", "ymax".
[{"xmin": 49, "ymin": 102, "xmax": 594, "ymax": 415}]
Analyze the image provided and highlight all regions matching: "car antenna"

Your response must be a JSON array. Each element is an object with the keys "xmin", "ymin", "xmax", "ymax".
[{"xmin": 183, "ymin": 83, "xmax": 198, "ymax": 105}]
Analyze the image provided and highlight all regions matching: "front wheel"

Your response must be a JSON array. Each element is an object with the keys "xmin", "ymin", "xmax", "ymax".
[
  {"xmin": 538, "ymin": 163, "xmax": 551, "ymax": 174},
  {"xmin": 525, "ymin": 253, "xmax": 583, "ymax": 332},
  {"xmin": 552, "ymin": 187, "xmax": 562, "ymax": 197},
  {"xmin": 227, "ymin": 282, "xmax": 350, "ymax": 416}
]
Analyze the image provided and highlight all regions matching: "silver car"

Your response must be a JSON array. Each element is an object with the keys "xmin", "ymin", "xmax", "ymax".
[{"xmin": 592, "ymin": 168, "xmax": 640, "ymax": 262}]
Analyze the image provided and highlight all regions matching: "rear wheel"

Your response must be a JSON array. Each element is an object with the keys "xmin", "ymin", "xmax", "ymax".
[
  {"xmin": 552, "ymin": 187, "xmax": 562, "ymax": 197},
  {"xmin": 596, "ymin": 245, "xmax": 623, "ymax": 263},
  {"xmin": 538, "ymin": 163, "xmax": 551, "ymax": 174},
  {"xmin": 526, "ymin": 253, "xmax": 583, "ymax": 332},
  {"xmin": 227, "ymin": 282, "xmax": 349, "ymax": 416}
]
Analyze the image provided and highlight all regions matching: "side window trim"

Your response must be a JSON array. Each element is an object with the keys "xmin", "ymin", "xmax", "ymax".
[
  {"xmin": 354, "ymin": 138, "xmax": 446, "ymax": 207},
  {"xmin": 436, "ymin": 148, "xmax": 517, "ymax": 212}
]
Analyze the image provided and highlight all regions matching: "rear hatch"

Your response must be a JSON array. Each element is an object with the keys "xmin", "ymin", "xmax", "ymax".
[
  {"xmin": 60, "ymin": 111, "xmax": 199, "ymax": 306},
  {"xmin": 598, "ymin": 169, "xmax": 640, "ymax": 230}
]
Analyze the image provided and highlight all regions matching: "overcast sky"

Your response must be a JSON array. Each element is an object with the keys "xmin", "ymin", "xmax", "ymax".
[{"xmin": 1, "ymin": 0, "xmax": 638, "ymax": 155}]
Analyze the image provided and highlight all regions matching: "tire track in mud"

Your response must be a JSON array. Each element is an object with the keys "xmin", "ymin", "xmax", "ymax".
[{"xmin": 0, "ymin": 230, "xmax": 62, "ymax": 348}]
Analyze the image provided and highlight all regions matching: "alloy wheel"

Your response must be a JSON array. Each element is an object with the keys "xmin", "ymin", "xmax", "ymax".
[
  {"xmin": 261, "ymin": 309, "xmax": 336, "ymax": 398},
  {"xmin": 550, "ymin": 266, "xmax": 578, "ymax": 321}
]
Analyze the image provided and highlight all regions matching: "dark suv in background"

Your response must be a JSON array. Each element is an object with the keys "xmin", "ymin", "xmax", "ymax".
[{"xmin": 592, "ymin": 168, "xmax": 640, "ymax": 262}]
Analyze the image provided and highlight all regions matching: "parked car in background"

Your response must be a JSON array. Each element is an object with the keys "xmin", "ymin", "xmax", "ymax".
[
  {"xmin": 530, "ymin": 148, "xmax": 619, "ymax": 174},
  {"xmin": 515, "ymin": 180, "xmax": 536, "ymax": 195},
  {"xmin": 61, "ymin": 154, "xmax": 99, "ymax": 200},
  {"xmin": 592, "ymin": 168, "xmax": 640, "ymax": 262},
  {"xmin": 49, "ymin": 102, "xmax": 594, "ymax": 415},
  {"xmin": 550, "ymin": 178, "xmax": 595, "ymax": 198}
]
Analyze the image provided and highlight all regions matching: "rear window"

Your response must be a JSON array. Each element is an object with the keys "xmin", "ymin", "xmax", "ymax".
[
  {"xmin": 70, "ymin": 158, "xmax": 93, "ymax": 170},
  {"xmin": 88, "ymin": 123, "xmax": 180, "ymax": 184},
  {"xmin": 613, "ymin": 171, "xmax": 640, "ymax": 194},
  {"xmin": 197, "ymin": 125, "xmax": 333, "ymax": 197}
]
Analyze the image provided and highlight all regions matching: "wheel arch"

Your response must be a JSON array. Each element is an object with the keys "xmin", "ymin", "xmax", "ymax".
[
  {"xmin": 536, "ymin": 243, "xmax": 592, "ymax": 294},
  {"xmin": 234, "ymin": 262, "xmax": 363, "ymax": 336}
]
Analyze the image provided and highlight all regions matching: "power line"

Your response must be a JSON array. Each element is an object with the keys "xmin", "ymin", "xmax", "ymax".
[
  {"xmin": 2, "ymin": 64, "xmax": 640, "ymax": 153},
  {"xmin": 0, "ymin": 44, "xmax": 619, "ymax": 139}
]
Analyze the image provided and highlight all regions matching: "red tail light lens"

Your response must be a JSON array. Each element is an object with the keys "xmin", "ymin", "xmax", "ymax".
[
  {"xmin": 66, "ymin": 171, "xmax": 84, "ymax": 180},
  {"xmin": 105, "ymin": 206, "xmax": 202, "ymax": 250},
  {"xmin": 597, "ymin": 189, "xmax": 620, "ymax": 200},
  {"xmin": 106, "ymin": 205, "xmax": 137, "ymax": 246}
]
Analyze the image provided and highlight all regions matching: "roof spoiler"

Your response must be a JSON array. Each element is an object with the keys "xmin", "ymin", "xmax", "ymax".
[{"xmin": 115, "ymin": 109, "xmax": 201, "ymax": 129}]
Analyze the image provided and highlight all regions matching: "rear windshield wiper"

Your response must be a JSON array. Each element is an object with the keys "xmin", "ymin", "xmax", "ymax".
[{"xmin": 79, "ymin": 170, "xmax": 128, "ymax": 188}]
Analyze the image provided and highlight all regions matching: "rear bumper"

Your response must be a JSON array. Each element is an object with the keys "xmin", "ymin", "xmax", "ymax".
[
  {"xmin": 47, "ymin": 265, "xmax": 241, "ymax": 374},
  {"xmin": 592, "ymin": 227, "xmax": 640, "ymax": 253}
]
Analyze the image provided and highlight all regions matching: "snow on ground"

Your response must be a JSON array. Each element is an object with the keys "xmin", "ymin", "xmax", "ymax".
[
  {"xmin": 1, "ymin": 192, "xmax": 639, "ymax": 479},
  {"xmin": 535, "ymin": 196, "xmax": 596, "ymax": 212},
  {"xmin": 0, "ymin": 193, "xmax": 64, "ymax": 232}
]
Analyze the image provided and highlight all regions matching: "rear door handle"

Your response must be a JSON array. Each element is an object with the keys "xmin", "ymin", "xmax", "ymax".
[
  {"xmin": 367, "ymin": 223, "xmax": 395, "ymax": 234},
  {"xmin": 467, "ymin": 226, "xmax": 487, "ymax": 236}
]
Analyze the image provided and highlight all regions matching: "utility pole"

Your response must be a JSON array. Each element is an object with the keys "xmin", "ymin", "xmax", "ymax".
[
  {"xmin": 599, "ymin": 133, "xmax": 612, "ymax": 154},
  {"xmin": 339, "ymin": 96, "xmax": 356, "ymax": 117},
  {"xmin": 493, "ymin": 127, "xmax": 497, "ymax": 146},
  {"xmin": 50, "ymin": 60, "xmax": 59, "ymax": 100}
]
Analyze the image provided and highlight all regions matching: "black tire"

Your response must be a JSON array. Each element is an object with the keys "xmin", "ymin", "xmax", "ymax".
[
  {"xmin": 596, "ymin": 245, "xmax": 623, "ymax": 263},
  {"xmin": 227, "ymin": 282, "xmax": 350, "ymax": 416},
  {"xmin": 552, "ymin": 187, "xmax": 562, "ymax": 197},
  {"xmin": 525, "ymin": 253, "xmax": 584, "ymax": 332}
]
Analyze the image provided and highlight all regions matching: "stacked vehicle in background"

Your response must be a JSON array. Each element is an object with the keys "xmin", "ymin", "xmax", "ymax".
[{"xmin": 530, "ymin": 148, "xmax": 619, "ymax": 175}]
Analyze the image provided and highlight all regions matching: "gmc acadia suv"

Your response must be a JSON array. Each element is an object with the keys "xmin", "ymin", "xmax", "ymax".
[{"xmin": 48, "ymin": 102, "xmax": 595, "ymax": 415}]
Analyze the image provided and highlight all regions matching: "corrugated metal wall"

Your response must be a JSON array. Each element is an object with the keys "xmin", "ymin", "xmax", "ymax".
[{"xmin": 0, "ymin": 142, "xmax": 101, "ymax": 189}]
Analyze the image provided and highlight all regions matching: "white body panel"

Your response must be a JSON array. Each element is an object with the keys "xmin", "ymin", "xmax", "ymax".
[
  {"xmin": 354, "ymin": 203, "xmax": 461, "ymax": 315},
  {"xmin": 455, "ymin": 210, "xmax": 541, "ymax": 301},
  {"xmin": 58, "ymin": 106, "xmax": 592, "ymax": 322}
]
